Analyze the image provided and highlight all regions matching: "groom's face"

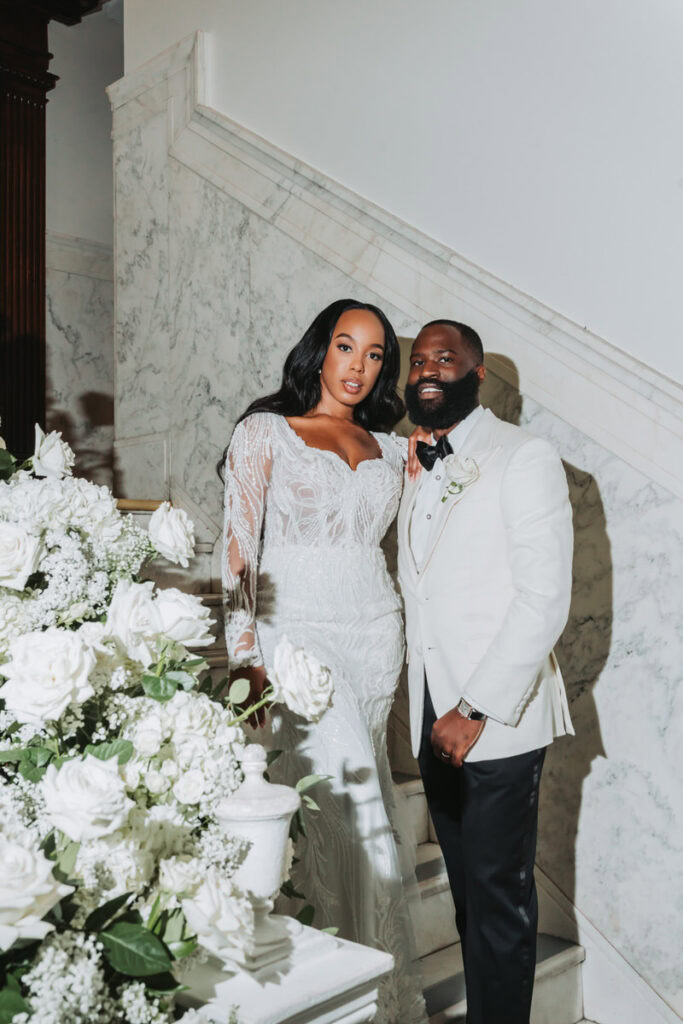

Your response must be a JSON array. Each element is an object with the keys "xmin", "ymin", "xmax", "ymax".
[{"xmin": 405, "ymin": 324, "xmax": 485, "ymax": 429}]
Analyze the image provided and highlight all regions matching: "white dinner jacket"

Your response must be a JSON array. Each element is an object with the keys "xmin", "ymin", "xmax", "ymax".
[{"xmin": 397, "ymin": 407, "xmax": 575, "ymax": 761}]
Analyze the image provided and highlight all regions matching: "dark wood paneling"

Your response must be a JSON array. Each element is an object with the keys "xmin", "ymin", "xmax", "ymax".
[{"xmin": 0, "ymin": 7, "xmax": 55, "ymax": 457}]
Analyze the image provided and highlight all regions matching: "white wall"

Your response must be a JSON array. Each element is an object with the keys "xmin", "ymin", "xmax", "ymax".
[
  {"xmin": 47, "ymin": 9, "xmax": 123, "ymax": 245},
  {"xmin": 124, "ymin": 0, "xmax": 683, "ymax": 382}
]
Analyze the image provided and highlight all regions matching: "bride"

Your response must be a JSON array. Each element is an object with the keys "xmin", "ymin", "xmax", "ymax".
[{"xmin": 220, "ymin": 298, "xmax": 428, "ymax": 1023}]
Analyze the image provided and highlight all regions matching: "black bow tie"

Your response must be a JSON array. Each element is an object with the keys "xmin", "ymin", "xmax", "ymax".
[{"xmin": 416, "ymin": 434, "xmax": 453, "ymax": 471}]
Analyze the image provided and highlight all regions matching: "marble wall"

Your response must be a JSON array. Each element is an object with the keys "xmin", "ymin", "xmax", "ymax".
[
  {"xmin": 109, "ymin": 50, "xmax": 682, "ymax": 1017},
  {"xmin": 45, "ymin": 235, "xmax": 115, "ymax": 487}
]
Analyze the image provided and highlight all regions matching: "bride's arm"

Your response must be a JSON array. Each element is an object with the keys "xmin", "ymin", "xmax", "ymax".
[{"xmin": 222, "ymin": 413, "xmax": 273, "ymax": 725}]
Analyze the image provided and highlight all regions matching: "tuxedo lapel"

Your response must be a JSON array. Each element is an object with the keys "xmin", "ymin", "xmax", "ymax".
[
  {"xmin": 419, "ymin": 409, "xmax": 501, "ymax": 576},
  {"xmin": 399, "ymin": 470, "xmax": 422, "ymax": 580}
]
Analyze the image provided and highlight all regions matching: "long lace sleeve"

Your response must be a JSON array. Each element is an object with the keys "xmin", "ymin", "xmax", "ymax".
[{"xmin": 221, "ymin": 413, "xmax": 273, "ymax": 671}]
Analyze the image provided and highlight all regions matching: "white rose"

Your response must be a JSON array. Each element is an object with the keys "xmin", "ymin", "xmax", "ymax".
[
  {"xmin": 270, "ymin": 635, "xmax": 334, "ymax": 722},
  {"xmin": 181, "ymin": 868, "xmax": 254, "ymax": 960},
  {"xmin": 149, "ymin": 502, "xmax": 195, "ymax": 567},
  {"xmin": 0, "ymin": 436, "xmax": 5, "ymax": 450},
  {"xmin": 106, "ymin": 580, "xmax": 162, "ymax": 668},
  {"xmin": 442, "ymin": 454, "xmax": 479, "ymax": 489},
  {"xmin": 155, "ymin": 589, "xmax": 214, "ymax": 649},
  {"xmin": 132, "ymin": 713, "xmax": 164, "ymax": 757},
  {"xmin": 0, "ymin": 627, "xmax": 96, "ymax": 725},
  {"xmin": 172, "ymin": 692, "xmax": 216, "ymax": 740},
  {"xmin": 173, "ymin": 768, "xmax": 206, "ymax": 804},
  {"xmin": 32, "ymin": 425, "xmax": 74, "ymax": 479},
  {"xmin": 160, "ymin": 758, "xmax": 179, "ymax": 781},
  {"xmin": 0, "ymin": 838, "xmax": 73, "ymax": 952},
  {"xmin": 145, "ymin": 769, "xmax": 170, "ymax": 795},
  {"xmin": 158, "ymin": 855, "xmax": 202, "ymax": 896},
  {"xmin": 42, "ymin": 754, "xmax": 134, "ymax": 842},
  {"xmin": 122, "ymin": 758, "xmax": 143, "ymax": 791},
  {"xmin": 0, "ymin": 522, "xmax": 41, "ymax": 591}
]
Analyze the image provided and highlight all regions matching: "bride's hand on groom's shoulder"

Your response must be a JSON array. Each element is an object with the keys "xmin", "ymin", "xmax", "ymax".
[
  {"xmin": 407, "ymin": 426, "xmax": 431, "ymax": 479},
  {"xmin": 231, "ymin": 665, "xmax": 270, "ymax": 729}
]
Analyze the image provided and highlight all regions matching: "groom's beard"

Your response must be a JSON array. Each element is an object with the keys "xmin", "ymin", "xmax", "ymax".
[{"xmin": 405, "ymin": 369, "xmax": 481, "ymax": 430}]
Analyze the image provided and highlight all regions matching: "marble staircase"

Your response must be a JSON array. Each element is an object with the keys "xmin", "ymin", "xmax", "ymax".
[
  {"xmin": 396, "ymin": 772, "xmax": 586, "ymax": 1023},
  {"xmin": 127, "ymin": 508, "xmax": 589, "ymax": 1023}
]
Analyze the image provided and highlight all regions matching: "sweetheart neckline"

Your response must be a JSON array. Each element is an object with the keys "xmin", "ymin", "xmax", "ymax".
[{"xmin": 281, "ymin": 416, "xmax": 385, "ymax": 474}]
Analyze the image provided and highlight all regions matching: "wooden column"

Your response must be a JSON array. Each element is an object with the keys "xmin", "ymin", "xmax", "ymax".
[
  {"xmin": 0, "ymin": 0, "xmax": 100, "ymax": 458},
  {"xmin": 0, "ymin": 7, "xmax": 55, "ymax": 458}
]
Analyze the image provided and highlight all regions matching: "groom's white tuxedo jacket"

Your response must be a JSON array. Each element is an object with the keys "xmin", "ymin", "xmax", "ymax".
[{"xmin": 397, "ymin": 407, "xmax": 575, "ymax": 761}]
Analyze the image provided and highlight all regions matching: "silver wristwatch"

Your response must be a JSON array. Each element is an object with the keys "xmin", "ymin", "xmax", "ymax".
[{"xmin": 457, "ymin": 697, "xmax": 486, "ymax": 721}]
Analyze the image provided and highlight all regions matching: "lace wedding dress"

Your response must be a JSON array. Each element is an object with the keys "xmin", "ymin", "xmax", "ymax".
[{"xmin": 222, "ymin": 411, "xmax": 427, "ymax": 1024}]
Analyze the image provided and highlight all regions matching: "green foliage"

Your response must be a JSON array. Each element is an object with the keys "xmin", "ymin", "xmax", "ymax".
[
  {"xmin": 99, "ymin": 921, "xmax": 172, "ymax": 978},
  {"xmin": 84, "ymin": 739, "xmax": 133, "ymax": 765},
  {"xmin": 0, "ymin": 985, "xmax": 28, "ymax": 1024},
  {"xmin": 295, "ymin": 773, "xmax": 330, "ymax": 794},
  {"xmin": 0, "ymin": 448, "xmax": 17, "ymax": 482},
  {"xmin": 227, "ymin": 678, "xmax": 250, "ymax": 705},
  {"xmin": 84, "ymin": 892, "xmax": 134, "ymax": 933},
  {"xmin": 295, "ymin": 904, "xmax": 315, "ymax": 927},
  {"xmin": 142, "ymin": 673, "xmax": 178, "ymax": 703}
]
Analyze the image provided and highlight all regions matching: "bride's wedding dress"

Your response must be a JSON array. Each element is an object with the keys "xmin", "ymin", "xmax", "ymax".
[{"xmin": 222, "ymin": 411, "xmax": 427, "ymax": 1023}]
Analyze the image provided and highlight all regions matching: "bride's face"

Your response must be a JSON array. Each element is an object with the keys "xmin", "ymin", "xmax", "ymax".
[{"xmin": 320, "ymin": 309, "xmax": 386, "ymax": 410}]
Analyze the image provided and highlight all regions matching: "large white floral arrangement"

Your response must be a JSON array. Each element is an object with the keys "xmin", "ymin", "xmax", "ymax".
[{"xmin": 0, "ymin": 427, "xmax": 333, "ymax": 1024}]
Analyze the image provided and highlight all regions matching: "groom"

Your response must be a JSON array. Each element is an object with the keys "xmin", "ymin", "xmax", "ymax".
[{"xmin": 397, "ymin": 320, "xmax": 574, "ymax": 1024}]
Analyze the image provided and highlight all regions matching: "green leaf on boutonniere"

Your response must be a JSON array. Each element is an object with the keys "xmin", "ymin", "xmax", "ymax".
[{"xmin": 84, "ymin": 739, "xmax": 133, "ymax": 765}]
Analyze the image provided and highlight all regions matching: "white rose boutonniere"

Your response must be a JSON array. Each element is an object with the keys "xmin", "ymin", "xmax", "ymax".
[
  {"xmin": 32, "ymin": 425, "xmax": 75, "ymax": 479},
  {"xmin": 270, "ymin": 635, "xmax": 334, "ymax": 722},
  {"xmin": 441, "ymin": 454, "xmax": 480, "ymax": 502},
  {"xmin": 148, "ymin": 502, "xmax": 195, "ymax": 567},
  {"xmin": 0, "ymin": 839, "xmax": 73, "ymax": 952}
]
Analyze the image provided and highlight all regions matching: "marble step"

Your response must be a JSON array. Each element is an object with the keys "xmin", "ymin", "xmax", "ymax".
[
  {"xmin": 420, "ymin": 933, "xmax": 585, "ymax": 1024},
  {"xmin": 413, "ymin": 842, "xmax": 458, "ymax": 957}
]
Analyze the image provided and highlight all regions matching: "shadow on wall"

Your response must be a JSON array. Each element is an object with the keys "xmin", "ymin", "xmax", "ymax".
[
  {"xmin": 46, "ymin": 390, "xmax": 114, "ymax": 487},
  {"xmin": 484, "ymin": 353, "xmax": 610, "ymax": 914}
]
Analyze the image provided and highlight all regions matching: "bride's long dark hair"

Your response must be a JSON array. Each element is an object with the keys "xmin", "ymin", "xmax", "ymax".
[{"xmin": 218, "ymin": 299, "xmax": 404, "ymax": 478}]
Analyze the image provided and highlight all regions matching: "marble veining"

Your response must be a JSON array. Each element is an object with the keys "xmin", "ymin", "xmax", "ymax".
[
  {"xmin": 46, "ymin": 260, "xmax": 114, "ymax": 487},
  {"xmin": 109, "ymin": 57, "xmax": 682, "ymax": 1015}
]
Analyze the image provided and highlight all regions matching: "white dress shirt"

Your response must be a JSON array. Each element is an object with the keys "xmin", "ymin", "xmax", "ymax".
[{"xmin": 410, "ymin": 405, "xmax": 484, "ymax": 568}]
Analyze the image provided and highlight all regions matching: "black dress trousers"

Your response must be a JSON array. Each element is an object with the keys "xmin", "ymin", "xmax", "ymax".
[{"xmin": 418, "ymin": 683, "xmax": 546, "ymax": 1024}]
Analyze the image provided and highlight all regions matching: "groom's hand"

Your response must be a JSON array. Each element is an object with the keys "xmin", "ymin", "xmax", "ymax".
[{"xmin": 431, "ymin": 707, "xmax": 486, "ymax": 768}]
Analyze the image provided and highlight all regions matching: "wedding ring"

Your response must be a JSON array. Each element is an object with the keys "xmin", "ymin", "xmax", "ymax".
[{"xmin": 440, "ymin": 750, "xmax": 451, "ymax": 761}]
